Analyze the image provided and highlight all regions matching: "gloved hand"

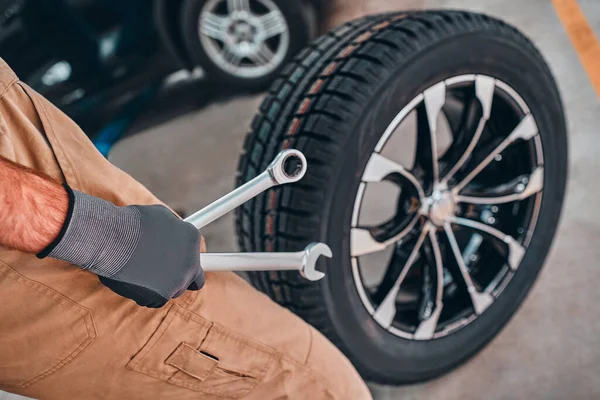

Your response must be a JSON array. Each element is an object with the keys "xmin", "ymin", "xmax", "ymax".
[{"xmin": 38, "ymin": 185, "xmax": 204, "ymax": 308}]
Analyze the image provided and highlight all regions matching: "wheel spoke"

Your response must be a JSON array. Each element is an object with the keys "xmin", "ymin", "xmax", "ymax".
[
  {"xmin": 420, "ymin": 82, "xmax": 446, "ymax": 184},
  {"xmin": 453, "ymin": 114, "xmax": 538, "ymax": 194},
  {"xmin": 351, "ymin": 211, "xmax": 421, "ymax": 257},
  {"xmin": 370, "ymin": 243, "xmax": 410, "ymax": 305},
  {"xmin": 228, "ymin": 0, "xmax": 250, "ymax": 13},
  {"xmin": 456, "ymin": 167, "xmax": 543, "ymax": 204},
  {"xmin": 249, "ymin": 43, "xmax": 274, "ymax": 66},
  {"xmin": 413, "ymin": 228, "xmax": 445, "ymax": 339},
  {"xmin": 372, "ymin": 226, "xmax": 429, "ymax": 328},
  {"xmin": 363, "ymin": 153, "xmax": 425, "ymax": 199},
  {"xmin": 258, "ymin": 10, "xmax": 287, "ymax": 39},
  {"xmin": 351, "ymin": 228, "xmax": 387, "ymax": 256},
  {"xmin": 200, "ymin": 12, "xmax": 229, "ymax": 41},
  {"xmin": 449, "ymin": 217, "xmax": 526, "ymax": 270},
  {"xmin": 444, "ymin": 223, "xmax": 494, "ymax": 315},
  {"xmin": 437, "ymin": 96, "xmax": 480, "ymax": 175},
  {"xmin": 220, "ymin": 46, "xmax": 243, "ymax": 66},
  {"xmin": 442, "ymin": 76, "xmax": 495, "ymax": 184}
]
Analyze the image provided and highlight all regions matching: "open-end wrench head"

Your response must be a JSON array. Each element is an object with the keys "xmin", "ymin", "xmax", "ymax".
[
  {"xmin": 267, "ymin": 149, "xmax": 307, "ymax": 185},
  {"xmin": 300, "ymin": 242, "xmax": 331, "ymax": 281}
]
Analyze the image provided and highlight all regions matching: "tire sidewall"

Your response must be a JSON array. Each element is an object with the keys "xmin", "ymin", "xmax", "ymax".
[
  {"xmin": 181, "ymin": 0, "xmax": 312, "ymax": 89},
  {"xmin": 320, "ymin": 32, "xmax": 567, "ymax": 381}
]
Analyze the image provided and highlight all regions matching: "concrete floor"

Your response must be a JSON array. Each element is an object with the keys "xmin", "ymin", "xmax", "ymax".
[{"xmin": 2, "ymin": 0, "xmax": 598, "ymax": 399}]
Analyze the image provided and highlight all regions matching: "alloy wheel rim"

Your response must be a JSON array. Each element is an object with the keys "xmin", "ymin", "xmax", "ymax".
[
  {"xmin": 199, "ymin": 0, "xmax": 290, "ymax": 79},
  {"xmin": 351, "ymin": 75, "xmax": 544, "ymax": 340}
]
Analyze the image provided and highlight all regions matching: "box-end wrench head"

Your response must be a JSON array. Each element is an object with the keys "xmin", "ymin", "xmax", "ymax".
[
  {"xmin": 200, "ymin": 242, "xmax": 332, "ymax": 281},
  {"xmin": 184, "ymin": 149, "xmax": 307, "ymax": 230},
  {"xmin": 267, "ymin": 149, "xmax": 307, "ymax": 184}
]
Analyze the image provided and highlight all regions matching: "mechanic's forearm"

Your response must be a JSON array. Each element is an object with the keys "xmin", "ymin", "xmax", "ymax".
[{"xmin": 0, "ymin": 156, "xmax": 68, "ymax": 253}]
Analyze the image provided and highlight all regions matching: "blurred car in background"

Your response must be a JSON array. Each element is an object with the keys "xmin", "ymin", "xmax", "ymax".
[{"xmin": 0, "ymin": 0, "xmax": 323, "ymax": 126}]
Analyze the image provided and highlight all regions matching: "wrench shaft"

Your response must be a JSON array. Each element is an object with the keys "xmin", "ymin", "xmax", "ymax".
[
  {"xmin": 185, "ymin": 172, "xmax": 274, "ymax": 229},
  {"xmin": 201, "ymin": 252, "xmax": 302, "ymax": 272}
]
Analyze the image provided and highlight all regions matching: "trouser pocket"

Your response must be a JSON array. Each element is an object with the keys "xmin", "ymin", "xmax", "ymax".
[
  {"xmin": 127, "ymin": 304, "xmax": 278, "ymax": 399},
  {"xmin": 0, "ymin": 260, "xmax": 97, "ymax": 389}
]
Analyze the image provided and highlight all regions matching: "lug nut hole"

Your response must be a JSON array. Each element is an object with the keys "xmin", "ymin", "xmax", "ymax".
[{"xmin": 283, "ymin": 155, "xmax": 303, "ymax": 178}]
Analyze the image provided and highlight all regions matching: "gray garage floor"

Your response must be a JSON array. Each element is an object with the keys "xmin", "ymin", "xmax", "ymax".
[{"xmin": 2, "ymin": 0, "xmax": 599, "ymax": 399}]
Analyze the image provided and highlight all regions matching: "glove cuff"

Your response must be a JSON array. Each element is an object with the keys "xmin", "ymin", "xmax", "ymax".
[
  {"xmin": 37, "ymin": 184, "xmax": 75, "ymax": 259},
  {"xmin": 38, "ymin": 187, "xmax": 141, "ymax": 278}
]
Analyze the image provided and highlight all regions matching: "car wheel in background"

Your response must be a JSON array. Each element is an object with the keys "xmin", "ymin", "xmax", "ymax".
[
  {"xmin": 235, "ymin": 11, "xmax": 568, "ymax": 384},
  {"xmin": 181, "ymin": 0, "xmax": 315, "ymax": 89}
]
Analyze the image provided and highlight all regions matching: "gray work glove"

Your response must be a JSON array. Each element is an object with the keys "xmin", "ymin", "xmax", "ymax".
[{"xmin": 38, "ymin": 185, "xmax": 204, "ymax": 308}]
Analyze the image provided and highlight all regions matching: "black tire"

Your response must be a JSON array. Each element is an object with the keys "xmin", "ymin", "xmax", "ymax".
[
  {"xmin": 235, "ymin": 11, "xmax": 567, "ymax": 384},
  {"xmin": 181, "ymin": 0, "xmax": 315, "ymax": 90}
]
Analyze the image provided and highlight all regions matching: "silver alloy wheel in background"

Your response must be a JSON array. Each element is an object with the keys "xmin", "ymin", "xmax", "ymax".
[
  {"xmin": 351, "ymin": 75, "xmax": 544, "ymax": 340},
  {"xmin": 199, "ymin": 0, "xmax": 290, "ymax": 79}
]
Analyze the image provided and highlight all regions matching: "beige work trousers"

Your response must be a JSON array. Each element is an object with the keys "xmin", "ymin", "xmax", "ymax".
[{"xmin": 0, "ymin": 59, "xmax": 371, "ymax": 400}]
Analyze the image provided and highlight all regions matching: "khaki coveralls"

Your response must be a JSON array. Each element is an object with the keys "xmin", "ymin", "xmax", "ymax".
[{"xmin": 0, "ymin": 59, "xmax": 371, "ymax": 400}]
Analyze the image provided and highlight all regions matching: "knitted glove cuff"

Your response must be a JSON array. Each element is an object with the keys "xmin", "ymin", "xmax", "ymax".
[{"xmin": 38, "ymin": 186, "xmax": 141, "ymax": 278}]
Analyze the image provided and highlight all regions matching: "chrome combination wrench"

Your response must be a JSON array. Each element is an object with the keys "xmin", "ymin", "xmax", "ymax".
[{"xmin": 184, "ymin": 149, "xmax": 330, "ymax": 281}]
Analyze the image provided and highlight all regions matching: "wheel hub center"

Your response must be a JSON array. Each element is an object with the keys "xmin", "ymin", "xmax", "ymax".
[
  {"xmin": 426, "ymin": 190, "xmax": 455, "ymax": 226},
  {"xmin": 230, "ymin": 20, "xmax": 256, "ymax": 43}
]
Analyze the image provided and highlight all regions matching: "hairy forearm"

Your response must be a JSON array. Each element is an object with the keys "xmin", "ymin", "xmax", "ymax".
[{"xmin": 0, "ymin": 156, "xmax": 68, "ymax": 253}]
